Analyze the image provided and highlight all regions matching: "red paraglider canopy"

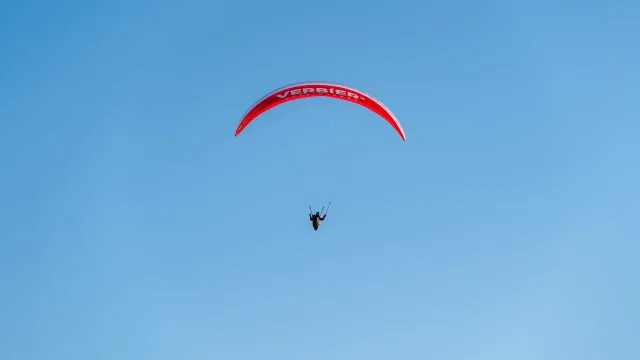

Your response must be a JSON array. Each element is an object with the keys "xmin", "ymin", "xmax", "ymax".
[{"xmin": 235, "ymin": 81, "xmax": 405, "ymax": 140}]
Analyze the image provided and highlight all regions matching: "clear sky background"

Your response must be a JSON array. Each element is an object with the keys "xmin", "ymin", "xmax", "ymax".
[{"xmin": 1, "ymin": 1, "xmax": 638, "ymax": 359}]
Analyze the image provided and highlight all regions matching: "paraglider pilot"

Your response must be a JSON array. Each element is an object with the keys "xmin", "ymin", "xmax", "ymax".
[{"xmin": 310, "ymin": 211, "xmax": 326, "ymax": 231}]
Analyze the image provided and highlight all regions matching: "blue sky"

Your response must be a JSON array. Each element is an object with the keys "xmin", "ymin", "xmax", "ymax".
[{"xmin": 1, "ymin": 0, "xmax": 638, "ymax": 359}]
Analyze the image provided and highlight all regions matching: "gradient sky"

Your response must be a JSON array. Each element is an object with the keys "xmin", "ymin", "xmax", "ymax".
[{"xmin": 1, "ymin": 1, "xmax": 639, "ymax": 359}]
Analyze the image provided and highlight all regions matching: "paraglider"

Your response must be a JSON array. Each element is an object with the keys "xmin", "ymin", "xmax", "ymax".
[
  {"xmin": 235, "ymin": 81, "xmax": 406, "ymax": 140},
  {"xmin": 310, "ymin": 212, "xmax": 326, "ymax": 231},
  {"xmin": 309, "ymin": 202, "xmax": 330, "ymax": 231},
  {"xmin": 235, "ymin": 82, "xmax": 404, "ymax": 232}
]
